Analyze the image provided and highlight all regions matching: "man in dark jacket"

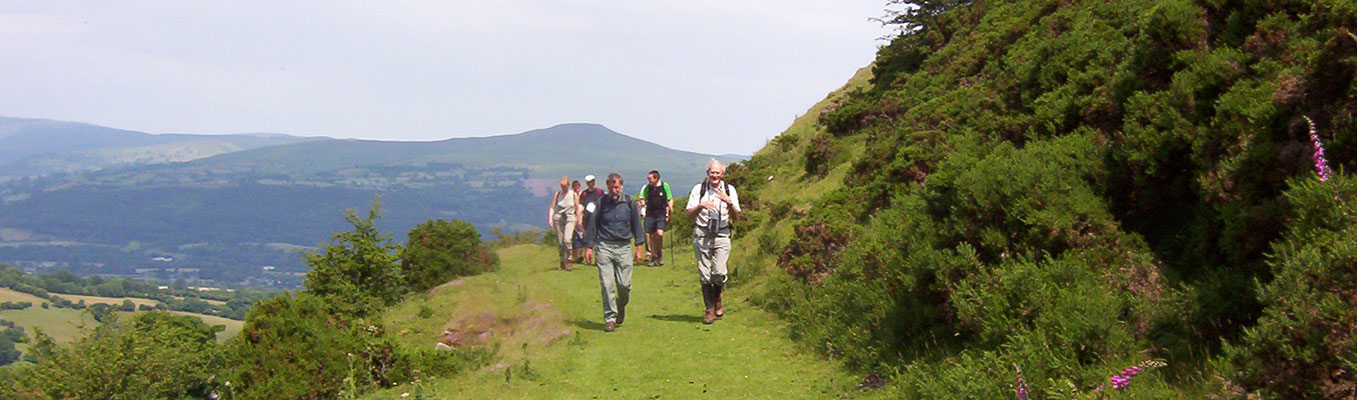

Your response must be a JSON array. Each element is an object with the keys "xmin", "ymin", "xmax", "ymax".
[{"xmin": 585, "ymin": 172, "xmax": 645, "ymax": 332}]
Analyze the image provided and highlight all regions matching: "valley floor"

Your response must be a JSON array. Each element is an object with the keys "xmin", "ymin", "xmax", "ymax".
[{"xmin": 366, "ymin": 244, "xmax": 887, "ymax": 399}]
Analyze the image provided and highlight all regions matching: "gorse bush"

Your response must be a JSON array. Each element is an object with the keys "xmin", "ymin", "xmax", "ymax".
[
  {"xmin": 402, "ymin": 219, "xmax": 498, "ymax": 293},
  {"xmin": 743, "ymin": 0, "xmax": 1357, "ymax": 396},
  {"xmin": 222, "ymin": 292, "xmax": 487, "ymax": 399},
  {"xmin": 1228, "ymin": 175, "xmax": 1357, "ymax": 398}
]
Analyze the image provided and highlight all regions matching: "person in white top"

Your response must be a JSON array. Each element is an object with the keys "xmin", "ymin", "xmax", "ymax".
[
  {"xmin": 547, "ymin": 176, "xmax": 583, "ymax": 271},
  {"xmin": 684, "ymin": 159, "xmax": 741, "ymax": 324}
]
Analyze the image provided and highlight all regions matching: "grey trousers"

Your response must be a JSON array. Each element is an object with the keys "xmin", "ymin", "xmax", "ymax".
[
  {"xmin": 595, "ymin": 241, "xmax": 633, "ymax": 323},
  {"xmin": 553, "ymin": 217, "xmax": 575, "ymax": 264},
  {"xmin": 693, "ymin": 229, "xmax": 731, "ymax": 286}
]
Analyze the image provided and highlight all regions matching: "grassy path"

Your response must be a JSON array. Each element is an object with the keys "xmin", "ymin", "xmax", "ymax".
[{"xmin": 366, "ymin": 244, "xmax": 885, "ymax": 399}]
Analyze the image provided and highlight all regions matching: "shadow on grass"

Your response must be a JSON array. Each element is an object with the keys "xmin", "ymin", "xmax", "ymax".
[
  {"xmin": 649, "ymin": 314, "xmax": 704, "ymax": 323},
  {"xmin": 568, "ymin": 319, "xmax": 607, "ymax": 332}
]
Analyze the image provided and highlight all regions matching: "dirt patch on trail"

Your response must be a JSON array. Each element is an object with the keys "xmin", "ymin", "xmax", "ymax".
[
  {"xmin": 437, "ymin": 300, "xmax": 571, "ymax": 349},
  {"xmin": 430, "ymin": 280, "xmax": 467, "ymax": 296}
]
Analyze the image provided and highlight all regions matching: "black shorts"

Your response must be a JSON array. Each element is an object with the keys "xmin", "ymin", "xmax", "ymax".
[{"xmin": 644, "ymin": 216, "xmax": 668, "ymax": 233}]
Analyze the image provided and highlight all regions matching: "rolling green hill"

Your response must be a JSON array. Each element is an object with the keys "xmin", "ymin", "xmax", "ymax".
[{"xmin": 180, "ymin": 123, "xmax": 735, "ymax": 185}]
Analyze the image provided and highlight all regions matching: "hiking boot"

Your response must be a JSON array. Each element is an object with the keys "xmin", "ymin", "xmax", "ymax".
[
  {"xmin": 713, "ymin": 285, "xmax": 725, "ymax": 317},
  {"xmin": 703, "ymin": 309, "xmax": 715, "ymax": 325},
  {"xmin": 604, "ymin": 321, "xmax": 616, "ymax": 332}
]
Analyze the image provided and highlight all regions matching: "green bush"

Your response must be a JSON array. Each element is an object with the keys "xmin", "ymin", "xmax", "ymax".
[
  {"xmin": 1, "ymin": 312, "xmax": 223, "ymax": 399},
  {"xmin": 802, "ymin": 133, "xmax": 840, "ymax": 177},
  {"xmin": 401, "ymin": 219, "xmax": 499, "ymax": 293},
  {"xmin": 1228, "ymin": 176, "xmax": 1357, "ymax": 398},
  {"xmin": 820, "ymin": 93, "xmax": 873, "ymax": 135},
  {"xmin": 222, "ymin": 292, "xmax": 487, "ymax": 399}
]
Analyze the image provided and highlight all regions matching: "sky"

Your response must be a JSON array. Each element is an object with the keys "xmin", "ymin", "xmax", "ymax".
[{"xmin": 0, "ymin": 1, "xmax": 894, "ymax": 155}]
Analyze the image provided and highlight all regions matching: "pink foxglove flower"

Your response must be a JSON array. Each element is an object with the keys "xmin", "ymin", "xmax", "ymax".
[{"xmin": 1305, "ymin": 116, "xmax": 1332, "ymax": 182}]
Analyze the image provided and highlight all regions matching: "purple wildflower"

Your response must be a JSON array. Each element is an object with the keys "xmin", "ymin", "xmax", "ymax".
[
  {"xmin": 1305, "ymin": 116, "xmax": 1332, "ymax": 182},
  {"xmin": 1012, "ymin": 364, "xmax": 1030, "ymax": 400},
  {"xmin": 1098, "ymin": 360, "xmax": 1166, "ymax": 391}
]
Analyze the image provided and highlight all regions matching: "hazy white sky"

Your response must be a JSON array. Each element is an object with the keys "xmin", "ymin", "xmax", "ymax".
[{"xmin": 0, "ymin": 1, "xmax": 892, "ymax": 155}]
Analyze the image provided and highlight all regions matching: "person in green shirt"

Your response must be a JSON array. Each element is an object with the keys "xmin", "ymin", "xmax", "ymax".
[{"xmin": 636, "ymin": 170, "xmax": 673, "ymax": 266}]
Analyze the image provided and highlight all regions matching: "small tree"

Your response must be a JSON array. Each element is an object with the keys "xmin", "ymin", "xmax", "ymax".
[
  {"xmin": 303, "ymin": 197, "xmax": 405, "ymax": 307},
  {"xmin": 401, "ymin": 219, "xmax": 498, "ymax": 292}
]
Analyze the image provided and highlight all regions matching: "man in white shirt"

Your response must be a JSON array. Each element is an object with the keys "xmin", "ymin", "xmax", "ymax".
[{"xmin": 684, "ymin": 159, "xmax": 741, "ymax": 324}]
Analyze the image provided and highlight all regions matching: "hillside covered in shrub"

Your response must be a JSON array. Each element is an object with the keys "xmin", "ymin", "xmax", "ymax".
[{"xmin": 725, "ymin": 0, "xmax": 1356, "ymax": 397}]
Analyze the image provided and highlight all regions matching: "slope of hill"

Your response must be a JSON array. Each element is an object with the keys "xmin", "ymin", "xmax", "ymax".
[{"xmin": 702, "ymin": 0, "xmax": 1354, "ymax": 398}]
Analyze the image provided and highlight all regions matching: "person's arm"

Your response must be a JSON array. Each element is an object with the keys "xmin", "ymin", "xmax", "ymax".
[
  {"xmin": 631, "ymin": 200, "xmax": 645, "ymax": 247},
  {"xmin": 585, "ymin": 200, "xmax": 598, "ymax": 246},
  {"xmin": 574, "ymin": 192, "xmax": 583, "ymax": 229},
  {"xmin": 726, "ymin": 186, "xmax": 741, "ymax": 220},
  {"xmin": 663, "ymin": 183, "xmax": 673, "ymax": 220},
  {"xmin": 684, "ymin": 184, "xmax": 703, "ymax": 218},
  {"xmin": 548, "ymin": 191, "xmax": 558, "ymax": 228}
]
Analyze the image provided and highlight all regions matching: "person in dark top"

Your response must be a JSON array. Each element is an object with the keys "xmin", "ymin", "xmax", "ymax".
[
  {"xmin": 585, "ymin": 172, "xmax": 645, "ymax": 332},
  {"xmin": 637, "ymin": 170, "xmax": 673, "ymax": 266},
  {"xmin": 570, "ymin": 180, "xmax": 586, "ymax": 263},
  {"xmin": 579, "ymin": 175, "xmax": 606, "ymax": 265}
]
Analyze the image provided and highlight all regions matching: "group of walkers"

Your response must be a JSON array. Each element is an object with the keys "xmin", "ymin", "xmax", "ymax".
[{"xmin": 547, "ymin": 159, "xmax": 741, "ymax": 331}]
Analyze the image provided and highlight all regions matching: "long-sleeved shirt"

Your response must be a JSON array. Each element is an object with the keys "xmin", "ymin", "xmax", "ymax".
[{"xmin": 586, "ymin": 192, "xmax": 645, "ymax": 246}]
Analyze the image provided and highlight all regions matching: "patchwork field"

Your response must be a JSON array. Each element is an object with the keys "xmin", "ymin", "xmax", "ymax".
[{"xmin": 0, "ymin": 287, "xmax": 244, "ymax": 347}]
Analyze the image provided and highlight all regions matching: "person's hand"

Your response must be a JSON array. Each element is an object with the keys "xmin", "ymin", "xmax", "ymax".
[
  {"xmin": 712, "ymin": 186, "xmax": 732, "ymax": 205},
  {"xmin": 702, "ymin": 201, "xmax": 720, "ymax": 211}
]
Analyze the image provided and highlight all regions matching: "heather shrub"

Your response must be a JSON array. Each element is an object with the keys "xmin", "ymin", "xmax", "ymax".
[
  {"xmin": 802, "ymin": 133, "xmax": 840, "ymax": 177},
  {"xmin": 820, "ymin": 92, "xmax": 874, "ymax": 135}
]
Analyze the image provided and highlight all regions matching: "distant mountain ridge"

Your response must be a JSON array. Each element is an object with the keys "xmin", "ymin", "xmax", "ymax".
[
  {"xmin": 0, "ymin": 117, "xmax": 743, "ymax": 287},
  {"xmin": 0, "ymin": 117, "xmax": 734, "ymax": 186},
  {"xmin": 0, "ymin": 116, "xmax": 319, "ymax": 178}
]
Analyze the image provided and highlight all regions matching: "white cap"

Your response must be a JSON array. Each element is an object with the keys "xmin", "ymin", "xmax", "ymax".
[{"xmin": 584, "ymin": 175, "xmax": 596, "ymax": 182}]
